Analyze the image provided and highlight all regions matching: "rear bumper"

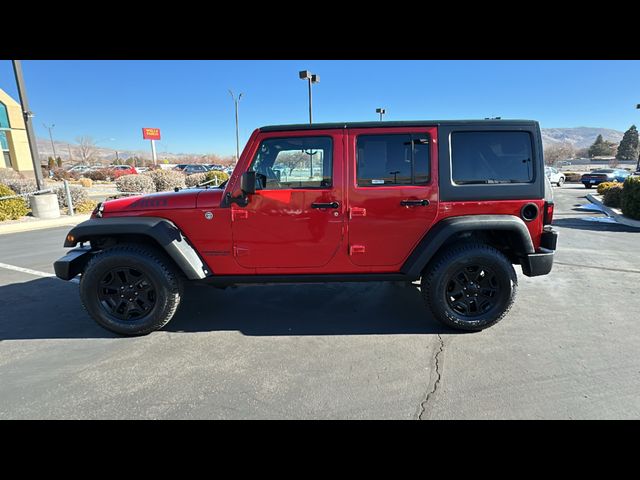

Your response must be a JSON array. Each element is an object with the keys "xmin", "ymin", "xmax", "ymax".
[
  {"xmin": 521, "ymin": 227, "xmax": 558, "ymax": 277},
  {"xmin": 54, "ymin": 247, "xmax": 92, "ymax": 281}
]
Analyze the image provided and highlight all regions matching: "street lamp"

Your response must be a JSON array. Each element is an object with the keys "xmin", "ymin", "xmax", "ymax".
[
  {"xmin": 299, "ymin": 70, "xmax": 320, "ymax": 125},
  {"xmin": 229, "ymin": 90, "xmax": 243, "ymax": 162},
  {"xmin": 43, "ymin": 123, "xmax": 58, "ymax": 163},
  {"xmin": 376, "ymin": 108, "xmax": 386, "ymax": 121}
]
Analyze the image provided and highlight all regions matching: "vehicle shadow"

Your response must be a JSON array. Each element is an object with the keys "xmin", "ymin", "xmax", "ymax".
[
  {"xmin": 0, "ymin": 277, "xmax": 460, "ymax": 341},
  {"xmin": 553, "ymin": 217, "xmax": 640, "ymax": 232}
]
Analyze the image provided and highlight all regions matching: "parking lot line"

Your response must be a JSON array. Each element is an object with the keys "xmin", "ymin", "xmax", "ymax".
[{"xmin": 0, "ymin": 262, "xmax": 80, "ymax": 284}]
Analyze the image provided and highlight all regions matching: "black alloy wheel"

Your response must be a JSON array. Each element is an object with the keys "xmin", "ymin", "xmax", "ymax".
[
  {"xmin": 421, "ymin": 242, "xmax": 517, "ymax": 331},
  {"xmin": 97, "ymin": 267, "xmax": 157, "ymax": 320},
  {"xmin": 445, "ymin": 264, "xmax": 499, "ymax": 317}
]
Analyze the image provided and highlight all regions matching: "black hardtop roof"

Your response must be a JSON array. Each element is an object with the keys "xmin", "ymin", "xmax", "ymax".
[{"xmin": 259, "ymin": 119, "xmax": 539, "ymax": 132}]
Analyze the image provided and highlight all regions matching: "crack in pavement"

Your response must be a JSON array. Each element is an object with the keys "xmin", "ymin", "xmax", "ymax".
[{"xmin": 416, "ymin": 334, "xmax": 444, "ymax": 420}]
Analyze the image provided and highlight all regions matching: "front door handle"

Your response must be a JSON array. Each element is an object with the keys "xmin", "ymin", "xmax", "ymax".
[
  {"xmin": 312, "ymin": 201, "xmax": 340, "ymax": 209},
  {"xmin": 400, "ymin": 199, "xmax": 430, "ymax": 207}
]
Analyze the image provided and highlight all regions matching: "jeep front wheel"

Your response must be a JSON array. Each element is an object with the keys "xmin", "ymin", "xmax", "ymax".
[
  {"xmin": 79, "ymin": 244, "xmax": 183, "ymax": 336},
  {"xmin": 421, "ymin": 243, "xmax": 517, "ymax": 331}
]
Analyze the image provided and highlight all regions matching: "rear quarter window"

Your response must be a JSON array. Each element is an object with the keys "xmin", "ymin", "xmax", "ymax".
[{"xmin": 451, "ymin": 131, "xmax": 534, "ymax": 185}]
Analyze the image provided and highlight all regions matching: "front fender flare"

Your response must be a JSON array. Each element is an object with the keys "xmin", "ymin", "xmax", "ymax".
[{"xmin": 63, "ymin": 216, "xmax": 209, "ymax": 280}]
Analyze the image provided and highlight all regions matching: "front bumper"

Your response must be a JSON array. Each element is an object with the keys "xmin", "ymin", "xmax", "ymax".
[
  {"xmin": 521, "ymin": 227, "xmax": 558, "ymax": 277},
  {"xmin": 54, "ymin": 247, "xmax": 93, "ymax": 281}
]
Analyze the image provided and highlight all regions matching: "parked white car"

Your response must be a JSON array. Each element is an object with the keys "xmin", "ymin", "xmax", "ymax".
[{"xmin": 545, "ymin": 166, "xmax": 565, "ymax": 187}]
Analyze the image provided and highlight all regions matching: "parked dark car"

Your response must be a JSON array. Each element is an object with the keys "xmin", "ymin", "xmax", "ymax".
[
  {"xmin": 173, "ymin": 164, "xmax": 189, "ymax": 171},
  {"xmin": 581, "ymin": 168, "xmax": 630, "ymax": 188},
  {"xmin": 182, "ymin": 164, "xmax": 209, "ymax": 175}
]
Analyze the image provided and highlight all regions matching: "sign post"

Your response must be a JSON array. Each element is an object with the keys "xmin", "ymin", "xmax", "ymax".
[{"xmin": 142, "ymin": 128, "xmax": 161, "ymax": 165}]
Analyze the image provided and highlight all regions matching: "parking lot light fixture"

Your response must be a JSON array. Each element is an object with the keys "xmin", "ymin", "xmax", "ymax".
[
  {"xmin": 299, "ymin": 70, "xmax": 319, "ymax": 125},
  {"xmin": 229, "ymin": 90, "xmax": 243, "ymax": 162},
  {"xmin": 376, "ymin": 108, "xmax": 386, "ymax": 121}
]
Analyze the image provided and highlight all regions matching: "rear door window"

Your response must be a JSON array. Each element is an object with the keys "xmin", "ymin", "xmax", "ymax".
[{"xmin": 356, "ymin": 133, "xmax": 430, "ymax": 187}]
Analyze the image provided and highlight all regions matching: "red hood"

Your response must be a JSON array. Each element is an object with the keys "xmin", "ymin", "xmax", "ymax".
[{"xmin": 102, "ymin": 189, "xmax": 202, "ymax": 214}]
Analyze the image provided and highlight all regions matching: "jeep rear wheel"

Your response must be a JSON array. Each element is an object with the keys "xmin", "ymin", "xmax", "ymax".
[
  {"xmin": 80, "ymin": 244, "xmax": 183, "ymax": 336},
  {"xmin": 421, "ymin": 242, "xmax": 517, "ymax": 331}
]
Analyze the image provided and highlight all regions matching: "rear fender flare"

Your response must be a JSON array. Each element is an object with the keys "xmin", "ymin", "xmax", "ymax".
[{"xmin": 401, "ymin": 215, "xmax": 535, "ymax": 278}]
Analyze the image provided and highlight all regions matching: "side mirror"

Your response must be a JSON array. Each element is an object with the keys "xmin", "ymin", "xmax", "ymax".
[{"xmin": 241, "ymin": 171, "xmax": 257, "ymax": 195}]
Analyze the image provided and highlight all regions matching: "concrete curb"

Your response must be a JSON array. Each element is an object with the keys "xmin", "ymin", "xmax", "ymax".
[
  {"xmin": 0, "ymin": 214, "xmax": 91, "ymax": 236},
  {"xmin": 586, "ymin": 193, "xmax": 640, "ymax": 229}
]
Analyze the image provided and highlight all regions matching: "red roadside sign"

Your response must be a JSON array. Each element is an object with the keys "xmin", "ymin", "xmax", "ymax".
[{"xmin": 142, "ymin": 128, "xmax": 161, "ymax": 140}]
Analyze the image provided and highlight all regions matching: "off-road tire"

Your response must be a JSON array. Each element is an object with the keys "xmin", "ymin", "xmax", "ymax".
[
  {"xmin": 421, "ymin": 242, "xmax": 517, "ymax": 331},
  {"xmin": 584, "ymin": 184, "xmax": 592, "ymax": 189},
  {"xmin": 557, "ymin": 177, "xmax": 564, "ymax": 187},
  {"xmin": 79, "ymin": 244, "xmax": 183, "ymax": 336}
]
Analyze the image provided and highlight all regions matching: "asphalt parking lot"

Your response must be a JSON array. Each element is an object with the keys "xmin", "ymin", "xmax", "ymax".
[{"xmin": 1, "ymin": 183, "xmax": 639, "ymax": 419}]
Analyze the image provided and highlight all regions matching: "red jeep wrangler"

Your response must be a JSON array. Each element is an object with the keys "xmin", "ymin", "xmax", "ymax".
[{"xmin": 54, "ymin": 120, "xmax": 557, "ymax": 335}]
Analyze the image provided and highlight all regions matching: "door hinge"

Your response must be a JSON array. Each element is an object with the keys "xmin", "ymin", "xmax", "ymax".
[
  {"xmin": 232, "ymin": 209, "xmax": 249, "ymax": 221},
  {"xmin": 349, "ymin": 245, "xmax": 366, "ymax": 255},
  {"xmin": 349, "ymin": 207, "xmax": 366, "ymax": 219},
  {"xmin": 233, "ymin": 246, "xmax": 249, "ymax": 257}
]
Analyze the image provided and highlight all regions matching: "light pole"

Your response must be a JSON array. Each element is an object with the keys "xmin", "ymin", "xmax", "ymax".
[
  {"xmin": 43, "ymin": 123, "xmax": 58, "ymax": 164},
  {"xmin": 636, "ymin": 104, "xmax": 640, "ymax": 171},
  {"xmin": 299, "ymin": 70, "xmax": 320, "ymax": 125},
  {"xmin": 299, "ymin": 71, "xmax": 320, "ymax": 178},
  {"xmin": 229, "ymin": 90, "xmax": 243, "ymax": 162},
  {"xmin": 376, "ymin": 108, "xmax": 386, "ymax": 121},
  {"xmin": 12, "ymin": 60, "xmax": 44, "ymax": 190}
]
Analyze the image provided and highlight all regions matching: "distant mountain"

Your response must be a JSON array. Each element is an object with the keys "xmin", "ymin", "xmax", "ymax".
[
  {"xmin": 35, "ymin": 138, "xmax": 203, "ymax": 164},
  {"xmin": 35, "ymin": 127, "xmax": 626, "ymax": 163},
  {"xmin": 540, "ymin": 127, "xmax": 624, "ymax": 149}
]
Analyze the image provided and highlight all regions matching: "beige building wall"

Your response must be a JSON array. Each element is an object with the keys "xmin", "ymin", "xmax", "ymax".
[{"xmin": 0, "ymin": 88, "xmax": 35, "ymax": 179}]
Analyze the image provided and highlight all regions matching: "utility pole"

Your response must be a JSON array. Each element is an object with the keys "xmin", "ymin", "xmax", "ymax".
[
  {"xmin": 229, "ymin": 90, "xmax": 243, "ymax": 162},
  {"xmin": 12, "ymin": 60, "xmax": 44, "ymax": 190},
  {"xmin": 43, "ymin": 123, "xmax": 57, "ymax": 162},
  {"xmin": 67, "ymin": 144, "xmax": 73, "ymax": 163}
]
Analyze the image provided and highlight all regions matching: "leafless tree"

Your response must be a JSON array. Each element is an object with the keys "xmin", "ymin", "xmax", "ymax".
[
  {"xmin": 276, "ymin": 151, "xmax": 310, "ymax": 177},
  {"xmin": 544, "ymin": 142, "xmax": 575, "ymax": 166},
  {"xmin": 76, "ymin": 136, "xmax": 98, "ymax": 164}
]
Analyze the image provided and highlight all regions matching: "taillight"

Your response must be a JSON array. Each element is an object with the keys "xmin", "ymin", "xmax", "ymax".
[{"xmin": 543, "ymin": 201, "xmax": 554, "ymax": 225}]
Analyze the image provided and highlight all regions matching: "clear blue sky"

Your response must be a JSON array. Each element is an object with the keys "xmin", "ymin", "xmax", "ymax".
[{"xmin": 1, "ymin": 60, "xmax": 639, "ymax": 156}]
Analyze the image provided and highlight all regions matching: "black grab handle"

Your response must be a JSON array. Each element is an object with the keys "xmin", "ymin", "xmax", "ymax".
[
  {"xmin": 312, "ymin": 201, "xmax": 340, "ymax": 209},
  {"xmin": 400, "ymin": 199, "xmax": 430, "ymax": 207}
]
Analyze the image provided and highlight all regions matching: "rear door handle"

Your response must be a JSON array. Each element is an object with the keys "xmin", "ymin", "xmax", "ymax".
[
  {"xmin": 312, "ymin": 201, "xmax": 340, "ymax": 209},
  {"xmin": 400, "ymin": 199, "xmax": 430, "ymax": 207}
]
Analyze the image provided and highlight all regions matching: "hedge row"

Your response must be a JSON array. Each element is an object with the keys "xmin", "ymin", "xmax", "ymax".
[
  {"xmin": 621, "ymin": 177, "xmax": 640, "ymax": 220},
  {"xmin": 597, "ymin": 181, "xmax": 620, "ymax": 195},
  {"xmin": 0, "ymin": 184, "xmax": 29, "ymax": 221}
]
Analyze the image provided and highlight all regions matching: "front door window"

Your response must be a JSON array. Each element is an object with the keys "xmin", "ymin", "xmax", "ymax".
[{"xmin": 248, "ymin": 136, "xmax": 333, "ymax": 190}]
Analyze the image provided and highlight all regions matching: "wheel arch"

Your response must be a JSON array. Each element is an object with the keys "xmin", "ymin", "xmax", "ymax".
[
  {"xmin": 63, "ymin": 217, "xmax": 210, "ymax": 280},
  {"xmin": 401, "ymin": 215, "xmax": 535, "ymax": 278}
]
